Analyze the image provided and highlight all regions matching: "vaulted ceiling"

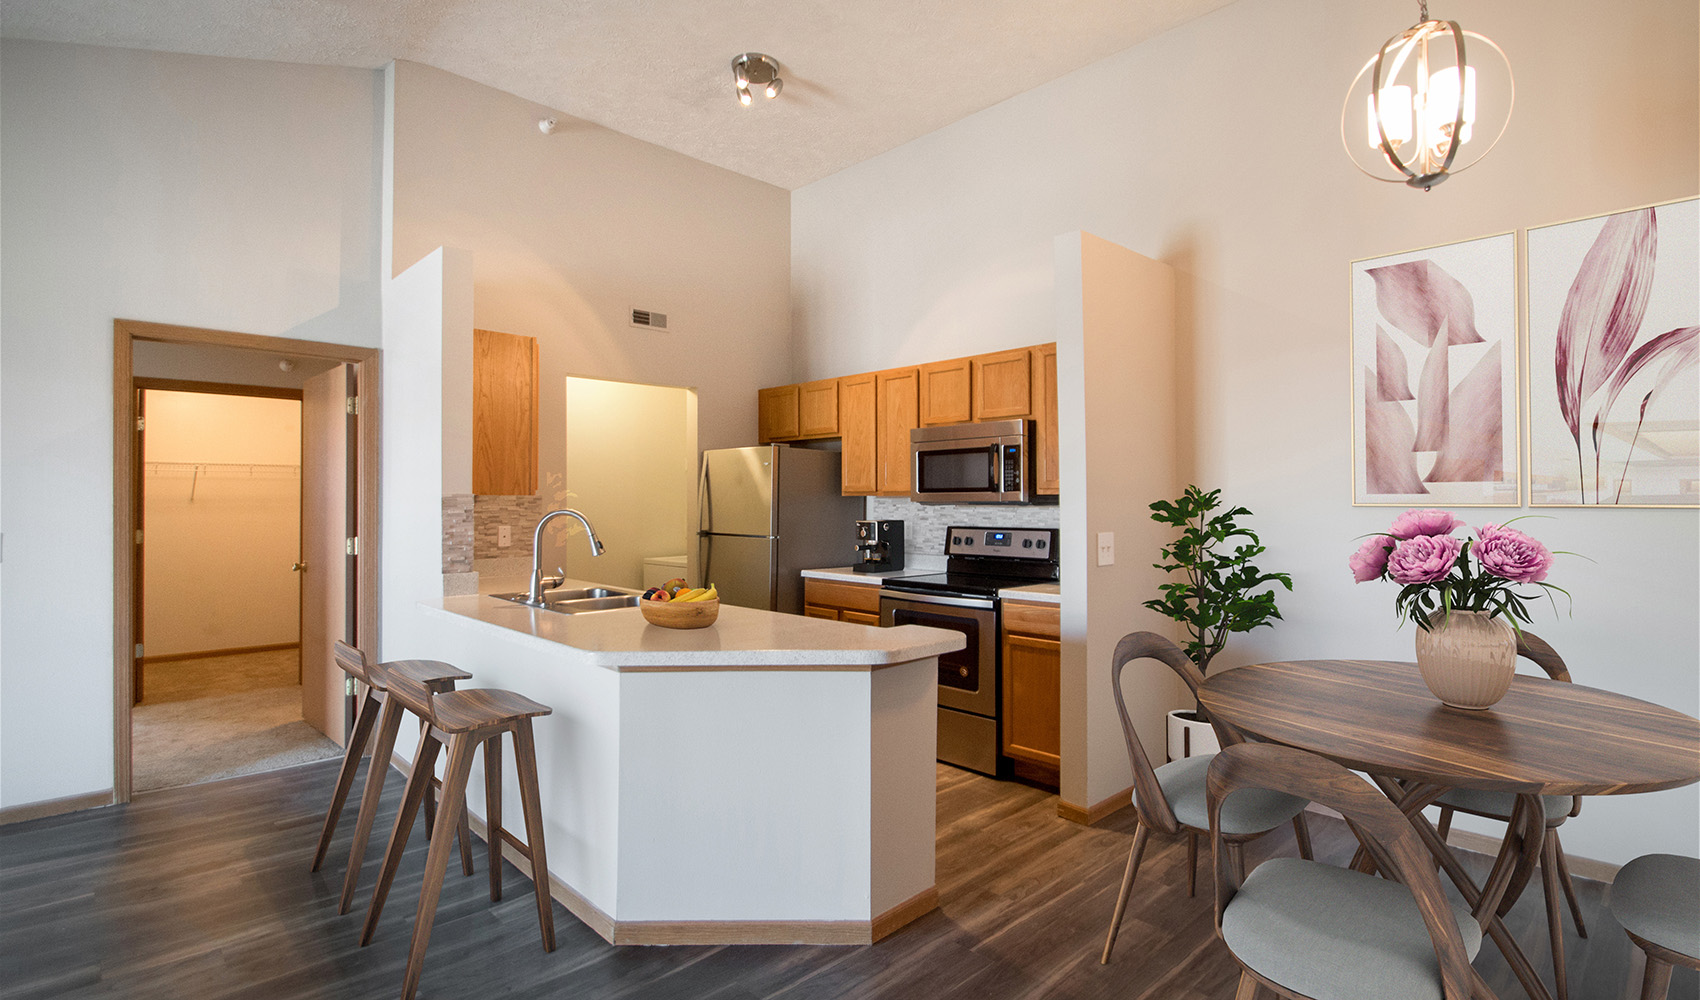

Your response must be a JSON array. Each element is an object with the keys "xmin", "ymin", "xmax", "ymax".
[{"xmin": 1, "ymin": 0, "xmax": 1238, "ymax": 189}]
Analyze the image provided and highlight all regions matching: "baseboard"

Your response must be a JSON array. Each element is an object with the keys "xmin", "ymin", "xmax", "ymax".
[
  {"xmin": 142, "ymin": 642, "xmax": 299, "ymax": 665},
  {"xmin": 1058, "ymin": 784, "xmax": 1134, "ymax": 825},
  {"xmin": 871, "ymin": 886, "xmax": 939, "ymax": 942},
  {"xmin": 395, "ymin": 751, "xmax": 917, "ymax": 945},
  {"xmin": 0, "ymin": 789, "xmax": 114, "ymax": 826}
]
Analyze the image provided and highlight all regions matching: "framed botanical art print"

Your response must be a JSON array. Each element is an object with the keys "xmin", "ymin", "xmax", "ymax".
[
  {"xmin": 1351, "ymin": 232, "xmax": 1520, "ymax": 506},
  {"xmin": 1526, "ymin": 197, "xmax": 1698, "ymax": 507}
]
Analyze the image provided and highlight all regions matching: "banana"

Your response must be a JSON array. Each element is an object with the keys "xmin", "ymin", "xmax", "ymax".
[
  {"xmin": 675, "ymin": 588, "xmax": 706, "ymax": 602},
  {"xmin": 682, "ymin": 586, "xmax": 717, "ymax": 602}
]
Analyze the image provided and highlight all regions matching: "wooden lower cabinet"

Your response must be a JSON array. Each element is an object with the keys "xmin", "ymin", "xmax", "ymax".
[
  {"xmin": 802, "ymin": 578, "xmax": 883, "ymax": 622},
  {"xmin": 1001, "ymin": 601, "xmax": 1061, "ymax": 776}
]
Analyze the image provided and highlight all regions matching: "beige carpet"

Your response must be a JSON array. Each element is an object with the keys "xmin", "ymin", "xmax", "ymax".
[{"xmin": 133, "ymin": 649, "xmax": 342, "ymax": 792}]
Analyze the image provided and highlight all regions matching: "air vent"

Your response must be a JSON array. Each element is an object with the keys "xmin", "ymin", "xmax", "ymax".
[{"xmin": 630, "ymin": 309, "xmax": 668, "ymax": 330}]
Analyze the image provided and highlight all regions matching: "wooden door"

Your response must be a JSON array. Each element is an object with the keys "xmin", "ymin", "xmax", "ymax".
[
  {"xmin": 758, "ymin": 385, "xmax": 799, "ymax": 442},
  {"xmin": 1034, "ymin": 343, "xmax": 1059, "ymax": 494},
  {"xmin": 472, "ymin": 328, "xmax": 539, "ymax": 495},
  {"xmin": 876, "ymin": 368, "xmax": 919, "ymax": 496},
  {"xmin": 797, "ymin": 379, "xmax": 840, "ymax": 437},
  {"xmin": 133, "ymin": 389, "xmax": 147, "ymax": 703},
  {"xmin": 839, "ymin": 373, "xmax": 877, "ymax": 495},
  {"xmin": 972, "ymin": 348, "xmax": 1034, "ymax": 421},
  {"xmin": 301, "ymin": 365, "xmax": 350, "ymax": 746},
  {"xmin": 918, "ymin": 358, "xmax": 973, "ymax": 426},
  {"xmin": 1002, "ymin": 633, "xmax": 1062, "ymax": 768}
]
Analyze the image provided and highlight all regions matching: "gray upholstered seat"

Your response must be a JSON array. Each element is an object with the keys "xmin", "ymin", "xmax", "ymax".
[
  {"xmin": 1435, "ymin": 787, "xmax": 1573, "ymax": 821},
  {"xmin": 1609, "ymin": 854, "xmax": 1700, "ymax": 960},
  {"xmin": 1222, "ymin": 858, "xmax": 1483, "ymax": 1000},
  {"xmin": 1156, "ymin": 754, "xmax": 1308, "ymax": 835}
]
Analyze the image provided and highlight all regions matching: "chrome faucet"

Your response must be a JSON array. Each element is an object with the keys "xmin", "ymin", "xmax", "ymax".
[{"xmin": 528, "ymin": 509, "xmax": 605, "ymax": 605}]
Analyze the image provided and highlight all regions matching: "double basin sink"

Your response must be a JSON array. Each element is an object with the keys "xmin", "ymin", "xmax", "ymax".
[{"xmin": 491, "ymin": 586, "xmax": 644, "ymax": 614}]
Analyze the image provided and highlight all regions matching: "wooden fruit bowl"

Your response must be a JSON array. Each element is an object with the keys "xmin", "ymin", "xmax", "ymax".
[{"xmin": 640, "ymin": 598, "xmax": 719, "ymax": 629}]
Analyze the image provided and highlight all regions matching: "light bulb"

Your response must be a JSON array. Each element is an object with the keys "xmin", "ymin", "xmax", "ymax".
[
  {"xmin": 735, "ymin": 65, "xmax": 749, "ymax": 89},
  {"xmin": 1426, "ymin": 66, "xmax": 1476, "ymax": 144},
  {"xmin": 765, "ymin": 78, "xmax": 782, "ymax": 99},
  {"xmin": 1367, "ymin": 85, "xmax": 1413, "ymax": 148},
  {"xmin": 738, "ymin": 87, "xmax": 752, "ymax": 107}
]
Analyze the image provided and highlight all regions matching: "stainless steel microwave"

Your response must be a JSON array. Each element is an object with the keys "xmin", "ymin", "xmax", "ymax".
[{"xmin": 910, "ymin": 419, "xmax": 1053, "ymax": 504}]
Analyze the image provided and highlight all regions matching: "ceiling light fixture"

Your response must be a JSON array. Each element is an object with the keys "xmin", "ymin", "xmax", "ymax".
[
  {"xmin": 1340, "ymin": 1, "xmax": 1512, "ymax": 190},
  {"xmin": 732, "ymin": 53, "xmax": 782, "ymax": 107}
]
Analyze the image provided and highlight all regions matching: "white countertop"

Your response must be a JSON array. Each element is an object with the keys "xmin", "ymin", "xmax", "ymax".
[
  {"xmin": 999, "ymin": 583, "xmax": 1061, "ymax": 604},
  {"xmin": 423, "ymin": 594, "xmax": 964, "ymax": 670}
]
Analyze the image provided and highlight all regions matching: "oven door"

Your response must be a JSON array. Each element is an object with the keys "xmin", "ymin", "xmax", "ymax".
[{"xmin": 879, "ymin": 591, "xmax": 996, "ymax": 717}]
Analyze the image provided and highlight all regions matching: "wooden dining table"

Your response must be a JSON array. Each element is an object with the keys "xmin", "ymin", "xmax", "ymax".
[{"xmin": 1198, "ymin": 658, "xmax": 1700, "ymax": 1000}]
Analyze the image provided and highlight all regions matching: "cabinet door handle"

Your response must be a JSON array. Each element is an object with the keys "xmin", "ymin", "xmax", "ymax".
[{"xmin": 291, "ymin": 561, "xmax": 308, "ymax": 572}]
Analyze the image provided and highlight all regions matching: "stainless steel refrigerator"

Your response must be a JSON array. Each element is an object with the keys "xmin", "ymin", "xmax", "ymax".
[{"xmin": 697, "ymin": 445, "xmax": 864, "ymax": 614}]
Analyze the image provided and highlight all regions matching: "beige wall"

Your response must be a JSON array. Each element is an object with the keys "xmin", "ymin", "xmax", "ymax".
[
  {"xmin": 141, "ymin": 391, "xmax": 302, "ymax": 657},
  {"xmin": 790, "ymin": 0, "xmax": 1700, "ymax": 862},
  {"xmin": 386, "ymin": 61, "xmax": 792, "ymax": 576},
  {"xmin": 559, "ymin": 377, "xmax": 696, "ymax": 589},
  {"xmin": 0, "ymin": 40, "xmax": 382, "ymax": 808}
]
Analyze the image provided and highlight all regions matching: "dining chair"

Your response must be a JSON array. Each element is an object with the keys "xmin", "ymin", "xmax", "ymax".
[
  {"xmin": 1428, "ymin": 630, "xmax": 1587, "ymax": 1000},
  {"xmin": 1607, "ymin": 853, "xmax": 1699, "ymax": 1000},
  {"xmin": 1099, "ymin": 632, "xmax": 1313, "ymax": 965},
  {"xmin": 1207, "ymin": 742, "xmax": 1499, "ymax": 1000}
]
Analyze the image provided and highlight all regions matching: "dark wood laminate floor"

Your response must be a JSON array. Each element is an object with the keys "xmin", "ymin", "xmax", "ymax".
[{"xmin": 2, "ymin": 760, "xmax": 1692, "ymax": 1000}]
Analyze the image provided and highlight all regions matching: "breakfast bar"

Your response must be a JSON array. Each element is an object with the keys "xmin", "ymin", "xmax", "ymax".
[{"xmin": 390, "ymin": 589, "xmax": 965, "ymax": 946}]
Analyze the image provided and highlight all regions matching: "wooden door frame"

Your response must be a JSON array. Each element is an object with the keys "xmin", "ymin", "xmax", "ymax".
[{"xmin": 113, "ymin": 319, "xmax": 381, "ymax": 803}]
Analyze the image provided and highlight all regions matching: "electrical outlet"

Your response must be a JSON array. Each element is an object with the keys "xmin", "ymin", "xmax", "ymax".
[
  {"xmin": 497, "ymin": 525, "xmax": 512, "ymax": 548},
  {"xmin": 1097, "ymin": 531, "xmax": 1115, "ymax": 567}
]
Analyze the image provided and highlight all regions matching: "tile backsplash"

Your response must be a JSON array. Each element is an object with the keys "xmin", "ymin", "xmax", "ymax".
[{"xmin": 864, "ymin": 497, "xmax": 1060, "ymax": 559}]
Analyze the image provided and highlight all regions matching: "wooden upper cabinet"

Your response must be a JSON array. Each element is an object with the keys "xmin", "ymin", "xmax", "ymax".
[
  {"xmin": 876, "ymin": 367, "xmax": 919, "ymax": 496},
  {"xmin": 839, "ymin": 373, "xmax": 877, "ymax": 495},
  {"xmin": 472, "ymin": 328, "xmax": 539, "ymax": 496},
  {"xmin": 972, "ymin": 348, "xmax": 1034, "ymax": 421},
  {"xmin": 918, "ymin": 357, "xmax": 973, "ymax": 426},
  {"xmin": 758, "ymin": 385, "xmax": 799, "ymax": 443},
  {"xmin": 1034, "ymin": 343, "xmax": 1059, "ymax": 495},
  {"xmin": 797, "ymin": 378, "xmax": 840, "ymax": 437}
]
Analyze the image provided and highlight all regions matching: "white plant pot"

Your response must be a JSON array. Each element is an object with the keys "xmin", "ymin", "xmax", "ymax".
[{"xmin": 1166, "ymin": 709, "xmax": 1220, "ymax": 763}]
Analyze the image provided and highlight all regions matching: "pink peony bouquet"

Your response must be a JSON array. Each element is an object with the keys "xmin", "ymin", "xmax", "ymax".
[{"xmin": 1350, "ymin": 510, "xmax": 1566, "ymax": 630}]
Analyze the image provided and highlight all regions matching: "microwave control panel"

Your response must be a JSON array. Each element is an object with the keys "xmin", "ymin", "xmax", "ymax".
[
  {"xmin": 945, "ymin": 527, "xmax": 1055, "ymax": 560},
  {"xmin": 1001, "ymin": 444, "xmax": 1022, "ymax": 491}
]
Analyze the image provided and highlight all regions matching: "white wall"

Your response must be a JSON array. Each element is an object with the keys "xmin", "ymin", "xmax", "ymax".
[
  {"xmin": 0, "ymin": 41, "xmax": 383, "ymax": 807},
  {"xmin": 560, "ymin": 378, "xmax": 695, "ymax": 589},
  {"xmin": 141, "ymin": 391, "xmax": 302, "ymax": 657},
  {"xmin": 387, "ymin": 61, "xmax": 792, "ymax": 577},
  {"xmin": 790, "ymin": 0, "xmax": 1700, "ymax": 862}
]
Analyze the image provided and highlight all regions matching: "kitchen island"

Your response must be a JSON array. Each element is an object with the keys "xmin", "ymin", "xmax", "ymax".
[{"xmin": 391, "ymin": 589, "xmax": 964, "ymax": 946}]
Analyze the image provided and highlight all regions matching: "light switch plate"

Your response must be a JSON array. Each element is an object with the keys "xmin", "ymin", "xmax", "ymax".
[
  {"xmin": 497, "ymin": 525, "xmax": 512, "ymax": 548},
  {"xmin": 1097, "ymin": 531, "xmax": 1115, "ymax": 566}
]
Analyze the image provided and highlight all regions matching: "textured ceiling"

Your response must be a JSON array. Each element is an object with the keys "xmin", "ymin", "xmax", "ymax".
[{"xmin": 0, "ymin": 0, "xmax": 1237, "ymax": 189}]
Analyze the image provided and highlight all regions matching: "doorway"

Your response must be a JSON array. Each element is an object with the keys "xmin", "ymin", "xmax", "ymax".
[
  {"xmin": 113, "ymin": 320, "xmax": 379, "ymax": 803},
  {"xmin": 131, "ymin": 385, "xmax": 344, "ymax": 792}
]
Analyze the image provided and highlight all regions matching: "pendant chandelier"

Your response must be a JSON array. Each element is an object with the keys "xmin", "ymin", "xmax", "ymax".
[{"xmin": 1340, "ymin": 2, "xmax": 1513, "ymax": 190}]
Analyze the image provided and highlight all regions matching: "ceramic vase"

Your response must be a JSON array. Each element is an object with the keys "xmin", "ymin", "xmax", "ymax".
[
  {"xmin": 1414, "ymin": 610, "xmax": 1517, "ymax": 709},
  {"xmin": 1166, "ymin": 709, "xmax": 1221, "ymax": 763}
]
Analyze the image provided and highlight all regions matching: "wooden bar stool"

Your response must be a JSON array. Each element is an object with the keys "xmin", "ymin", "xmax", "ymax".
[
  {"xmin": 358, "ymin": 663, "xmax": 555, "ymax": 1000},
  {"xmin": 309, "ymin": 641, "xmax": 476, "ymax": 916}
]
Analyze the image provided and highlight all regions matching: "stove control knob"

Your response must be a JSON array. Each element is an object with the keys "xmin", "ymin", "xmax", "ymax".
[
  {"xmin": 1022, "ymin": 538, "xmax": 1033, "ymax": 548},
  {"xmin": 958, "ymin": 666, "xmax": 969, "ymax": 678},
  {"xmin": 1036, "ymin": 539, "xmax": 1047, "ymax": 550},
  {"xmin": 963, "ymin": 537, "xmax": 974, "ymax": 546},
  {"xmin": 951, "ymin": 535, "xmax": 961, "ymax": 545}
]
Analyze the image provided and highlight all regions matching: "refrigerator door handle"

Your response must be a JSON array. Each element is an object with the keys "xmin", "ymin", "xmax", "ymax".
[
  {"xmin": 697, "ymin": 460, "xmax": 711, "ymax": 534},
  {"xmin": 698, "ymin": 533, "xmax": 713, "ymax": 592}
]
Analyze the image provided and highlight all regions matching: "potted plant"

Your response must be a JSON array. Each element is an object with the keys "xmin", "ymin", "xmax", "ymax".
[
  {"xmin": 1143, "ymin": 486, "xmax": 1292, "ymax": 760},
  {"xmin": 1351, "ymin": 510, "xmax": 1567, "ymax": 709}
]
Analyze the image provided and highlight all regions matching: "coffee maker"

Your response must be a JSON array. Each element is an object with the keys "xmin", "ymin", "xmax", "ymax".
[{"xmin": 853, "ymin": 519, "xmax": 904, "ymax": 573}]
